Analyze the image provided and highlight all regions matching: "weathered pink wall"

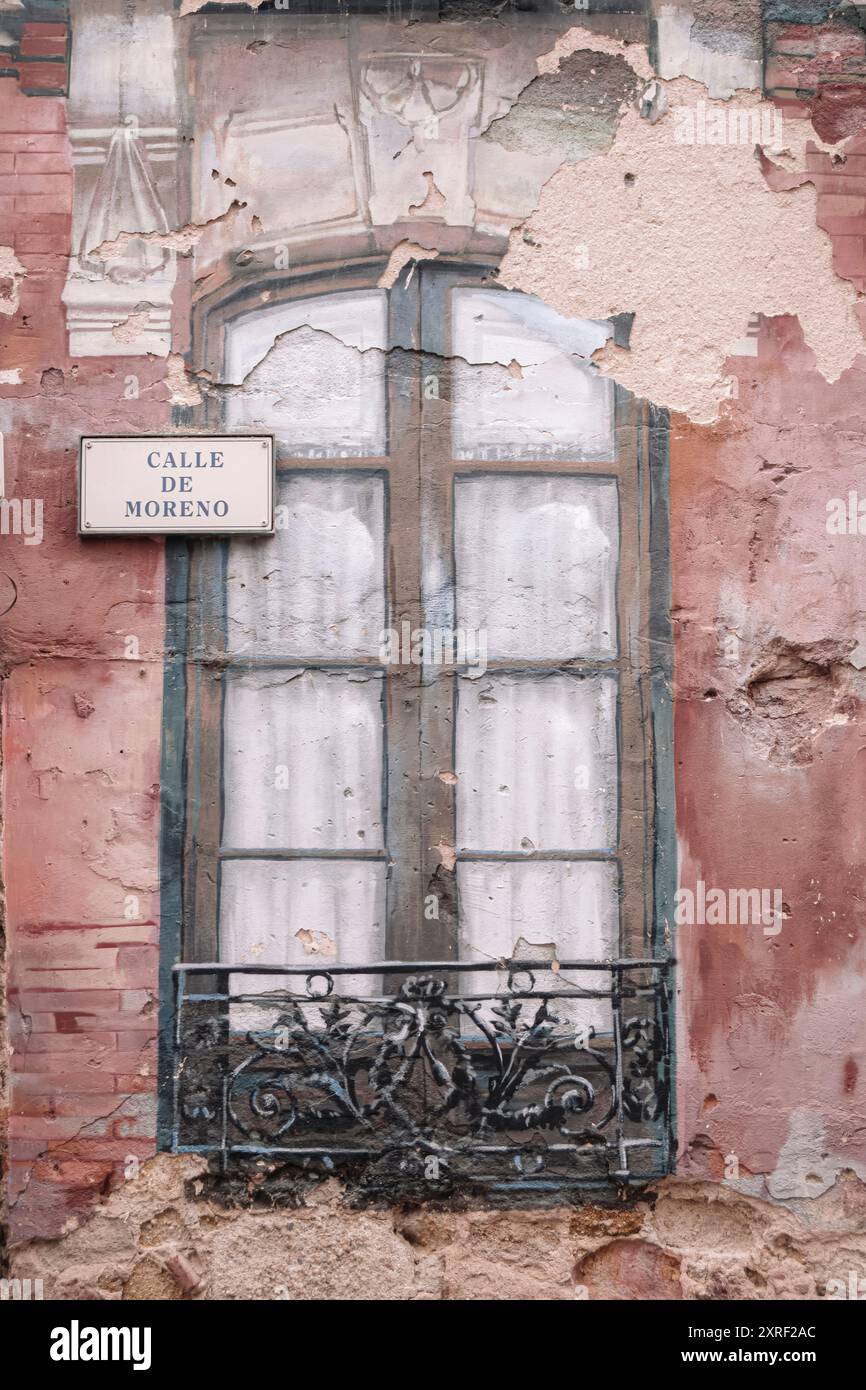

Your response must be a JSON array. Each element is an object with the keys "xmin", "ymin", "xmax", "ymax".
[
  {"xmin": 2, "ymin": 2, "xmax": 866, "ymax": 1298},
  {"xmin": 671, "ymin": 318, "xmax": 866, "ymax": 1194},
  {"xmin": 1, "ymin": 69, "xmax": 169, "ymax": 1240}
]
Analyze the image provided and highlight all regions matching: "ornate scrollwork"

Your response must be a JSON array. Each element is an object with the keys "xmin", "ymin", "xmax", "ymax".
[
  {"xmin": 359, "ymin": 55, "xmax": 481, "ymax": 146},
  {"xmin": 621, "ymin": 1016, "xmax": 668, "ymax": 1123},
  {"xmin": 174, "ymin": 962, "xmax": 671, "ymax": 1184}
]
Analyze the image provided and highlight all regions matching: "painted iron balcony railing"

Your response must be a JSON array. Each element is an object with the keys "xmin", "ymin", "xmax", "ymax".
[{"xmin": 170, "ymin": 957, "xmax": 673, "ymax": 1191}]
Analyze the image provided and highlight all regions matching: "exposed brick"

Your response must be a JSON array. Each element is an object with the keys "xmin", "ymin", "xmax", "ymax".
[
  {"xmin": 816, "ymin": 32, "xmax": 866, "ymax": 57},
  {"xmin": 0, "ymin": 172, "xmax": 71, "ymax": 196},
  {"xmin": 23, "ymin": 21, "xmax": 69, "ymax": 39},
  {"xmin": 771, "ymin": 38, "xmax": 817, "ymax": 59},
  {"xmin": 7, "ymin": 1161, "xmax": 35, "ymax": 1201},
  {"xmin": 123, "ymin": 1030, "xmax": 159, "ymax": 1052},
  {"xmin": 15, "ymin": 233, "xmax": 69, "ymax": 254},
  {"xmin": 0, "ymin": 82, "xmax": 65, "ymax": 130},
  {"xmin": 20, "ymin": 36, "xmax": 69, "ymax": 60},
  {"xmin": 27, "ymin": 1011, "xmax": 155, "ymax": 1034},
  {"xmin": 18, "ymin": 64, "xmax": 70, "ymax": 94},
  {"xmin": 0, "ymin": 134, "xmax": 67, "ymax": 153},
  {"xmin": 765, "ymin": 56, "xmax": 811, "ymax": 90},
  {"xmin": 97, "ymin": 1092, "xmax": 158, "ymax": 1141},
  {"xmin": 770, "ymin": 23, "xmax": 822, "ymax": 43},
  {"xmin": 14, "ymin": 151, "xmax": 69, "ymax": 174},
  {"xmin": 19, "ymin": 989, "xmax": 126, "ymax": 1012},
  {"xmin": 116, "ymin": 945, "xmax": 159, "ymax": 988},
  {"xmin": 30, "ymin": 1158, "xmax": 115, "ymax": 1188},
  {"xmin": 818, "ymin": 193, "xmax": 866, "ymax": 217},
  {"xmin": 825, "ymin": 152, "xmax": 866, "ymax": 177},
  {"xmin": 16, "ymin": 1071, "xmax": 126, "ymax": 1095},
  {"xmin": 11, "ymin": 253, "xmax": 64, "ymax": 273},
  {"xmin": 112, "ymin": 1075, "xmax": 156, "ymax": 1094},
  {"xmin": 18, "ymin": 967, "xmax": 124, "ymax": 991},
  {"xmin": 812, "ymin": 172, "xmax": 866, "ymax": 195},
  {"xmin": 11, "ymin": 1116, "xmax": 91, "ymax": 1141},
  {"xmin": 10, "ymin": 1138, "xmax": 54, "ymax": 1161},
  {"xmin": 818, "ymin": 214, "xmax": 866, "ymax": 236},
  {"xmin": 13, "ymin": 1093, "xmax": 119, "ymax": 1118},
  {"xmin": 15, "ymin": 1050, "xmax": 149, "ymax": 1073},
  {"xmin": 24, "ymin": 1032, "xmax": 119, "ymax": 1053},
  {"xmin": 829, "ymin": 233, "xmax": 866, "ymax": 279},
  {"xmin": 49, "ymin": 1139, "xmax": 154, "ymax": 1163},
  {"xmin": 774, "ymin": 99, "xmax": 812, "ymax": 120},
  {"xmin": 10, "ymin": 213, "xmax": 70, "ymax": 235},
  {"xmin": 18, "ymin": 921, "xmax": 158, "ymax": 950},
  {"xmin": 15, "ymin": 193, "xmax": 66, "ymax": 214}
]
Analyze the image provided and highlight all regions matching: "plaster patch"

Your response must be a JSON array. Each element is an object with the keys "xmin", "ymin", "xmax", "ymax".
[
  {"xmin": 294, "ymin": 928, "xmax": 336, "ymax": 957},
  {"xmin": 436, "ymin": 840, "xmax": 457, "ymax": 873},
  {"xmin": 536, "ymin": 24, "xmax": 654, "ymax": 82},
  {"xmin": 377, "ymin": 241, "xmax": 439, "ymax": 290},
  {"xmin": 165, "ymin": 354, "xmax": 203, "ymax": 408},
  {"xmin": 484, "ymin": 50, "xmax": 639, "ymax": 164},
  {"xmin": 409, "ymin": 172, "xmax": 447, "ymax": 218},
  {"xmin": 767, "ymin": 1110, "xmax": 861, "ymax": 1201},
  {"xmin": 111, "ymin": 305, "xmax": 155, "ymax": 347},
  {"xmin": 0, "ymin": 246, "xmax": 26, "ymax": 317}
]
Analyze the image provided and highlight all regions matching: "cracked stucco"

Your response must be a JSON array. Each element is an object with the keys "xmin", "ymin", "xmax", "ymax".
[
  {"xmin": 166, "ymin": 22, "xmax": 866, "ymax": 427},
  {"xmin": 500, "ymin": 65, "xmax": 864, "ymax": 423},
  {"xmin": 89, "ymin": 200, "xmax": 248, "ymax": 267}
]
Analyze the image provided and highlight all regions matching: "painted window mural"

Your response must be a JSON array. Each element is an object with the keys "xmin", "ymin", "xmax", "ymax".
[
  {"xmin": 165, "ymin": 258, "xmax": 673, "ymax": 1186},
  {"xmin": 7, "ymin": 0, "xmax": 866, "ymax": 1309}
]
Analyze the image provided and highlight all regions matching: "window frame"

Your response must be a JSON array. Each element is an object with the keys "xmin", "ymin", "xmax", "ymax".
[{"xmin": 157, "ymin": 256, "xmax": 675, "ymax": 1150}]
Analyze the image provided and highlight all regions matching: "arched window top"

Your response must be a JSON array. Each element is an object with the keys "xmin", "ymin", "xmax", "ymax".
[
  {"xmin": 216, "ymin": 269, "xmax": 616, "ymax": 462},
  {"xmin": 223, "ymin": 288, "xmax": 389, "ymax": 458}
]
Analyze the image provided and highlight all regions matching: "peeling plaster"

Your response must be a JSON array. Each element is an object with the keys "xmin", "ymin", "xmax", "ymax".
[
  {"xmin": 91, "ymin": 201, "xmax": 247, "ymax": 265},
  {"xmin": 500, "ymin": 77, "xmax": 865, "ymax": 423},
  {"xmin": 408, "ymin": 172, "xmax": 447, "ymax": 218},
  {"xmin": 294, "ymin": 928, "xmax": 336, "ymax": 957},
  {"xmin": 535, "ymin": 24, "xmax": 655, "ymax": 82},
  {"xmin": 654, "ymin": 3, "xmax": 763, "ymax": 99},
  {"xmin": 210, "ymin": 309, "xmax": 612, "ymax": 410},
  {"xmin": 180, "ymin": 0, "xmax": 268, "ymax": 12}
]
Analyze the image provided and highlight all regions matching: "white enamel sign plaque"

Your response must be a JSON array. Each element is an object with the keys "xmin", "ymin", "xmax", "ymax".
[{"xmin": 78, "ymin": 435, "xmax": 275, "ymax": 535}]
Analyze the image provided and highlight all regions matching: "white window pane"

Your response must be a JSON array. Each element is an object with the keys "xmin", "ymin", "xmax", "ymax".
[
  {"xmin": 224, "ymin": 290, "xmax": 387, "ymax": 457},
  {"xmin": 455, "ymin": 474, "xmax": 618, "ymax": 660},
  {"xmin": 226, "ymin": 473, "xmax": 386, "ymax": 658},
  {"xmin": 452, "ymin": 289, "xmax": 614, "ymax": 461},
  {"xmin": 456, "ymin": 673, "xmax": 617, "ymax": 852},
  {"xmin": 457, "ymin": 859, "xmax": 618, "ymax": 1032},
  {"xmin": 222, "ymin": 669, "xmax": 384, "ymax": 850},
  {"xmin": 220, "ymin": 858, "xmax": 386, "ymax": 1027}
]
